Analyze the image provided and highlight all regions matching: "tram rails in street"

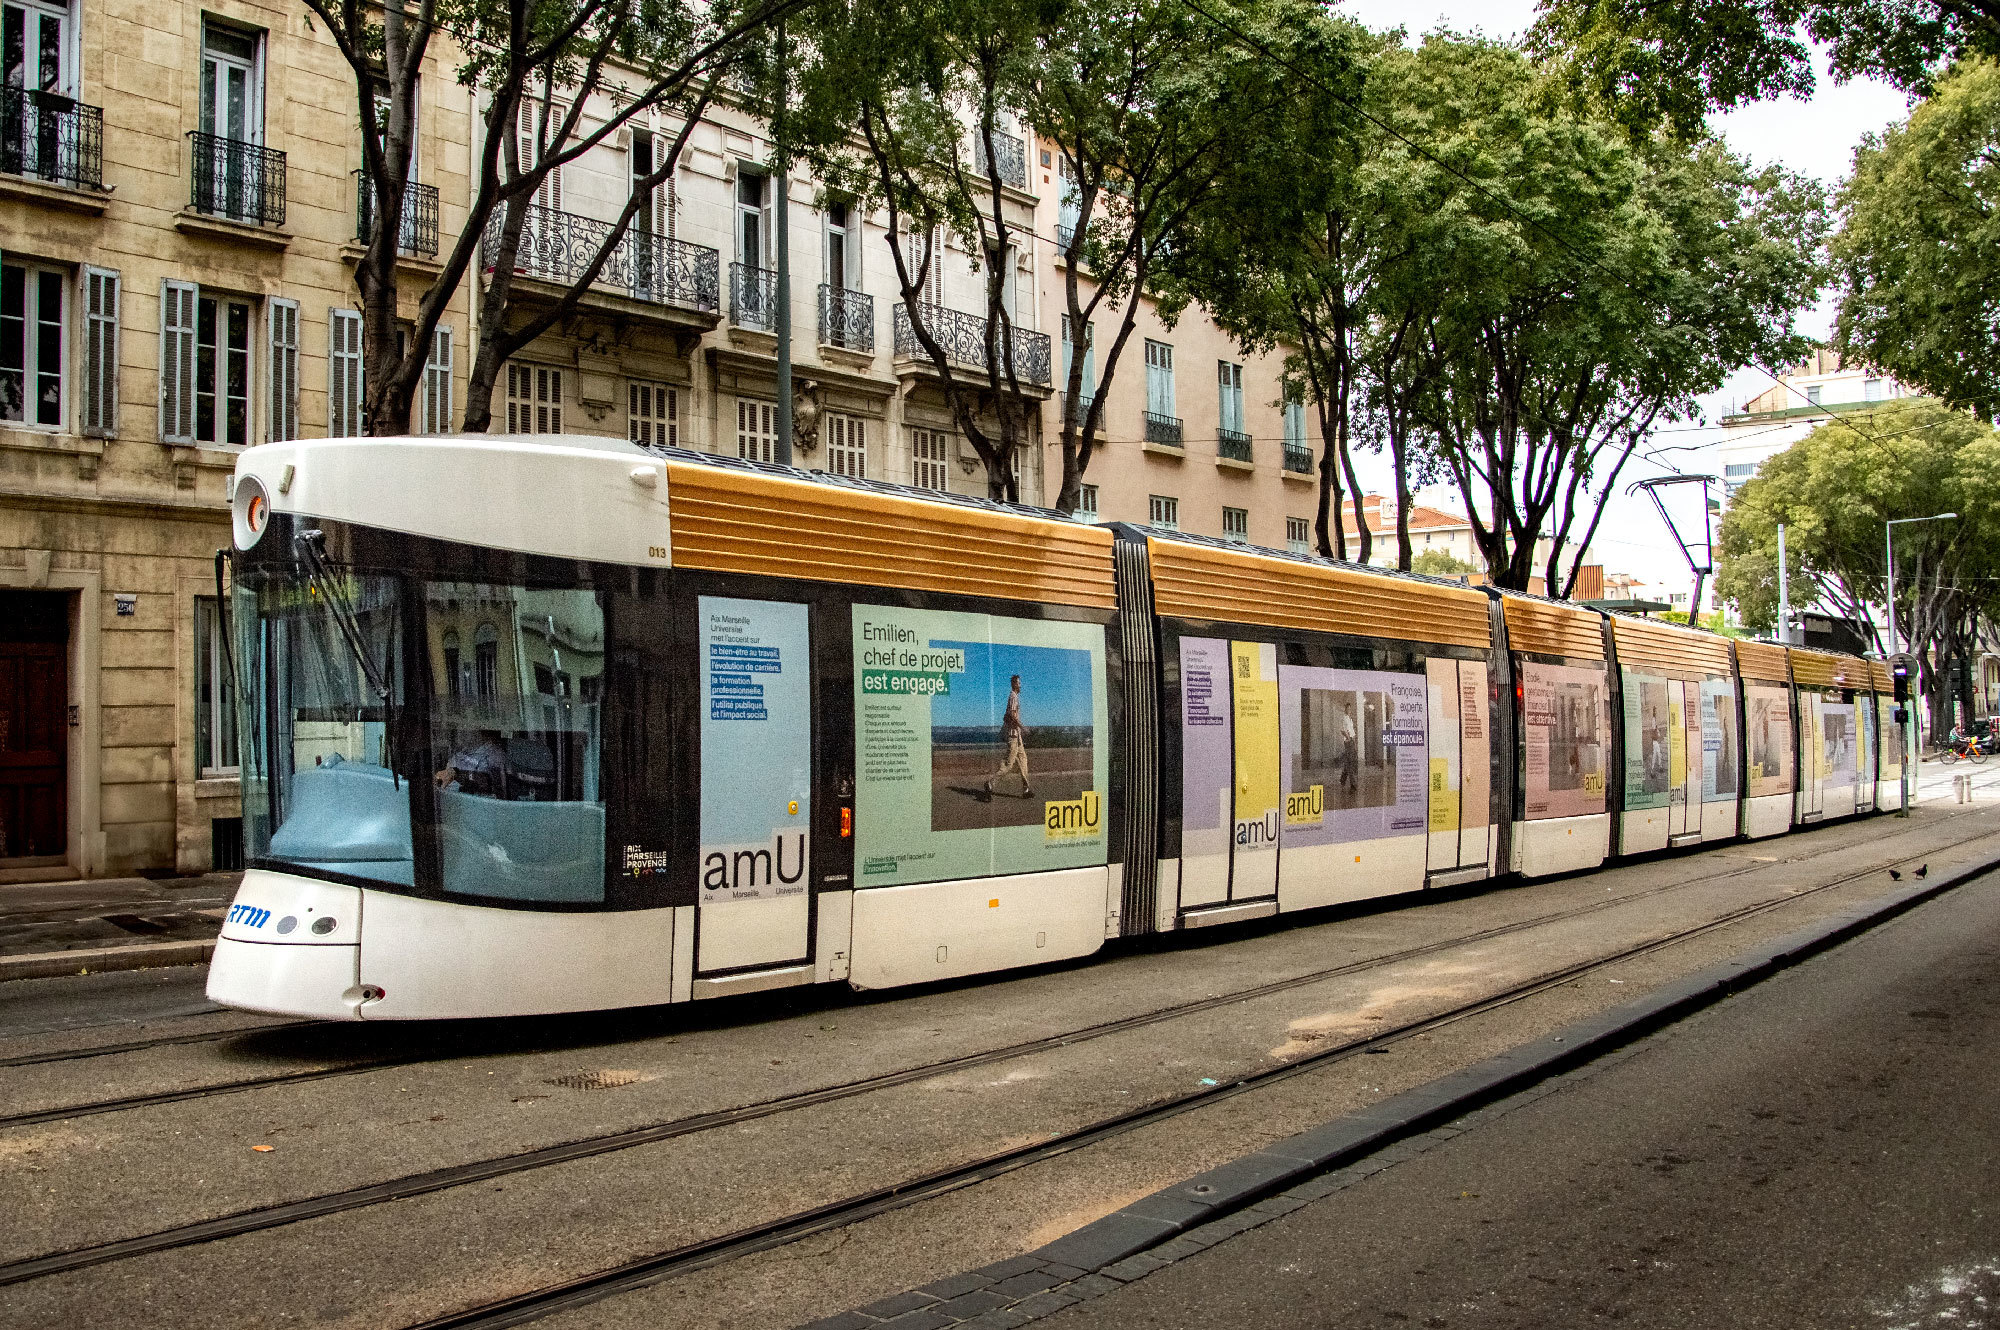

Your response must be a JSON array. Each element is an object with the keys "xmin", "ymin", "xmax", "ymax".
[
  {"xmin": 205, "ymin": 434, "xmax": 1909, "ymax": 1023},
  {"xmin": 4, "ymin": 809, "xmax": 1994, "ymax": 1309},
  {"xmin": 4, "ymin": 797, "xmax": 1991, "ymax": 1133}
]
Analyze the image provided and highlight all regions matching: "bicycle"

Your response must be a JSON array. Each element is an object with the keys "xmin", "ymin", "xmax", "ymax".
[{"xmin": 1940, "ymin": 736, "xmax": 1989, "ymax": 764}]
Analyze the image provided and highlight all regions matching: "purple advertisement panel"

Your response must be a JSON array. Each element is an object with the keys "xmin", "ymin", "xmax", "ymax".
[
  {"xmin": 1179, "ymin": 637, "xmax": 1233, "ymax": 869},
  {"xmin": 1280, "ymin": 665, "xmax": 1429, "ymax": 845}
]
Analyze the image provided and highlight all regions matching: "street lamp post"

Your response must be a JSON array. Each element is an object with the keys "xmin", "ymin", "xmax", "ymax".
[{"xmin": 1885, "ymin": 511, "xmax": 1957, "ymax": 814}]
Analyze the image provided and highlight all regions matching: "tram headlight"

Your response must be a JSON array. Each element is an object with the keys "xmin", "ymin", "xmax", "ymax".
[{"xmin": 311, "ymin": 917, "xmax": 338, "ymax": 935}]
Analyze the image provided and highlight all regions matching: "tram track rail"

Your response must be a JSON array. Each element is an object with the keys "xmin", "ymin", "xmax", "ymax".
[
  {"xmin": 2, "ymin": 808, "xmax": 1988, "ymax": 1133},
  {"xmin": 404, "ymin": 841, "xmax": 2000, "ymax": 1330},
  {"xmin": 2, "ymin": 815, "xmax": 1994, "ymax": 1298}
]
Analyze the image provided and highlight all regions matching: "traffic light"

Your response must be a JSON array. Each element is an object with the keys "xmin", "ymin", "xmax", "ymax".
[{"xmin": 1890, "ymin": 652, "xmax": 1917, "ymax": 703}]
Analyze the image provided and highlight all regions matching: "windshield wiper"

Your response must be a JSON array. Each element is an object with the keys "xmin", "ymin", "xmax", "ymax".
[{"xmin": 293, "ymin": 529, "xmax": 400, "ymax": 787}]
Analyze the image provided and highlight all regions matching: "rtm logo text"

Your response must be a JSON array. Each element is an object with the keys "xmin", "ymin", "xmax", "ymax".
[{"xmin": 228, "ymin": 904, "xmax": 271, "ymax": 928}]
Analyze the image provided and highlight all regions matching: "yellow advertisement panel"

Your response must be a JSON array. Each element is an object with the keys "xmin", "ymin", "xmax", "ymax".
[{"xmin": 1231, "ymin": 641, "xmax": 1281, "ymax": 857}]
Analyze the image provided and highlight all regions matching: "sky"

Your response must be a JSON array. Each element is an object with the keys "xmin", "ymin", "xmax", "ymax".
[{"xmin": 1333, "ymin": 0, "xmax": 1916, "ymax": 595}]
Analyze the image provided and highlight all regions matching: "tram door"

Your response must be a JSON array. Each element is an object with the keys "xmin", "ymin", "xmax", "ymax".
[
  {"xmin": 1799, "ymin": 692, "xmax": 1826, "ymax": 820},
  {"xmin": 1668, "ymin": 682, "xmax": 1696, "ymax": 837},
  {"xmin": 693, "ymin": 595, "xmax": 813, "ymax": 974},
  {"xmin": 1425, "ymin": 658, "xmax": 1491, "ymax": 873}
]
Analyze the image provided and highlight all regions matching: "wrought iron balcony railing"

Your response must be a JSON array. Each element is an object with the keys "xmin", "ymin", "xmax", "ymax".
[
  {"xmin": 731, "ymin": 262, "xmax": 778, "ymax": 331},
  {"xmin": 1059, "ymin": 392, "xmax": 1096, "ymax": 428},
  {"xmin": 1144, "ymin": 412, "xmax": 1183, "ymax": 446},
  {"xmin": 0, "ymin": 86, "xmax": 101, "ymax": 190},
  {"xmin": 483, "ymin": 204, "xmax": 720, "ymax": 314},
  {"xmin": 355, "ymin": 174, "xmax": 439, "ymax": 256},
  {"xmin": 1282, "ymin": 442, "xmax": 1313, "ymax": 474},
  {"xmin": 1218, "ymin": 428, "xmax": 1253, "ymax": 463},
  {"xmin": 892, "ymin": 301, "xmax": 1052, "ymax": 387},
  {"xmin": 189, "ymin": 131, "xmax": 285, "ymax": 226},
  {"xmin": 1056, "ymin": 221, "xmax": 1077, "ymax": 251},
  {"xmin": 971, "ymin": 132, "xmax": 1027, "ymax": 189},
  {"xmin": 818, "ymin": 283, "xmax": 874, "ymax": 351}
]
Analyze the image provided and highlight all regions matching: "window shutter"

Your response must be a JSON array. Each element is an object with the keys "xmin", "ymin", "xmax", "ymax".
[
  {"xmin": 519, "ymin": 98, "xmax": 563, "ymax": 211},
  {"xmin": 81, "ymin": 266, "xmax": 118, "ymax": 438},
  {"xmin": 328, "ymin": 308, "xmax": 362, "ymax": 437},
  {"xmin": 267, "ymin": 298, "xmax": 299, "ymax": 442},
  {"xmin": 158, "ymin": 278, "xmax": 197, "ymax": 443},
  {"xmin": 422, "ymin": 325, "xmax": 452, "ymax": 434}
]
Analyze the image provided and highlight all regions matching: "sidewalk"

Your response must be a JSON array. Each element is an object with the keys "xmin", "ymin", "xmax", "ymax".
[{"xmin": 0, "ymin": 871, "xmax": 240, "ymax": 981}]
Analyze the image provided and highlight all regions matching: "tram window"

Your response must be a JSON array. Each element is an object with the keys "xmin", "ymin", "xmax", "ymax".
[{"xmin": 427, "ymin": 582, "xmax": 607, "ymax": 902}]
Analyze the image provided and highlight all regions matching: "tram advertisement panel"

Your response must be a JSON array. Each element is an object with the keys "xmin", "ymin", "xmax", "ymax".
[
  {"xmin": 1819, "ymin": 691, "xmax": 1857, "ymax": 789},
  {"xmin": 1745, "ymin": 683, "xmax": 1795, "ymax": 797},
  {"xmin": 1521, "ymin": 661, "xmax": 1607, "ymax": 820},
  {"xmin": 1232, "ymin": 642, "xmax": 1282, "ymax": 875},
  {"xmin": 1878, "ymin": 696, "xmax": 1903, "ymax": 781},
  {"xmin": 1180, "ymin": 637, "xmax": 1233, "ymax": 887},
  {"xmin": 1700, "ymin": 676, "xmax": 1740, "ymax": 801},
  {"xmin": 852, "ymin": 606, "xmax": 1108, "ymax": 888},
  {"xmin": 698, "ymin": 597, "xmax": 811, "ymax": 902},
  {"xmin": 1621, "ymin": 669, "xmax": 1674, "ymax": 811},
  {"xmin": 1281, "ymin": 664, "xmax": 1428, "ymax": 845}
]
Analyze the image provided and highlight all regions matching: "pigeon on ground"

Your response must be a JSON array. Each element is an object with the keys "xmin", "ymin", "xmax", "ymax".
[
  {"xmin": 1890, "ymin": 869, "xmax": 1903, "ymax": 880},
  {"xmin": 1916, "ymin": 864, "xmax": 1929, "ymax": 879}
]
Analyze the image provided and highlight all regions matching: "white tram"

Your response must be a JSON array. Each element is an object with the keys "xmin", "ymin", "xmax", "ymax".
[{"xmin": 208, "ymin": 434, "xmax": 1907, "ymax": 1020}]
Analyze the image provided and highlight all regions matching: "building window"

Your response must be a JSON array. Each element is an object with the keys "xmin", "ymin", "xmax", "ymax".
[
  {"xmin": 1283, "ymin": 395, "xmax": 1306, "ymax": 447},
  {"xmin": 1804, "ymin": 384, "xmax": 1821, "ymax": 405},
  {"xmin": 6, "ymin": 0, "xmax": 74, "ymax": 102},
  {"xmin": 194, "ymin": 292, "xmax": 251, "ymax": 446},
  {"xmin": 419, "ymin": 326, "xmax": 452, "ymax": 435},
  {"xmin": 824, "ymin": 197, "xmax": 860, "ymax": 290},
  {"xmin": 505, "ymin": 363, "xmax": 561, "ymax": 434},
  {"xmin": 1061, "ymin": 316, "xmax": 1095, "ymax": 421},
  {"xmin": 0, "ymin": 261, "xmax": 62, "ymax": 428},
  {"xmin": 630, "ymin": 127, "xmax": 676, "ymax": 241},
  {"xmin": 1217, "ymin": 360, "xmax": 1243, "ymax": 435},
  {"xmin": 195, "ymin": 596, "xmax": 239, "ymax": 776},
  {"xmin": 912, "ymin": 427, "xmax": 948, "ymax": 491},
  {"xmin": 1077, "ymin": 482, "xmax": 1098, "ymax": 521},
  {"xmin": 1223, "ymin": 506, "xmax": 1248, "ymax": 543},
  {"xmin": 1149, "ymin": 494, "xmax": 1178, "ymax": 529},
  {"xmin": 737, "ymin": 397, "xmax": 776, "ymax": 462},
  {"xmin": 328, "ymin": 307, "xmax": 362, "ymax": 437},
  {"xmin": 1286, "ymin": 516, "xmax": 1310, "ymax": 554},
  {"xmin": 1724, "ymin": 463, "xmax": 1756, "ymax": 478},
  {"xmin": 472, "ymin": 622, "xmax": 499, "ymax": 702},
  {"xmin": 630, "ymin": 381, "xmax": 676, "ymax": 448},
  {"xmin": 826, "ymin": 412, "xmax": 865, "ymax": 478},
  {"xmin": 1145, "ymin": 339, "xmax": 1174, "ymax": 417},
  {"xmin": 736, "ymin": 169, "xmax": 768, "ymax": 268}
]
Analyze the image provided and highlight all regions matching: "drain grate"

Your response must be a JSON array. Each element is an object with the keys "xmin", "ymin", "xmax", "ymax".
[{"xmin": 542, "ymin": 1070, "xmax": 645, "ymax": 1092}]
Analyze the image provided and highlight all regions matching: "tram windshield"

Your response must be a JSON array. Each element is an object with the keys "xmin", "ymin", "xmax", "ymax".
[{"xmin": 234, "ymin": 561, "xmax": 607, "ymax": 903}]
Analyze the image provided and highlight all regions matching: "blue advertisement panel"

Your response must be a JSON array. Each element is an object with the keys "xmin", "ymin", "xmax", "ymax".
[
  {"xmin": 698, "ymin": 597, "xmax": 811, "ymax": 902},
  {"xmin": 1279, "ymin": 664, "xmax": 1429, "ymax": 845}
]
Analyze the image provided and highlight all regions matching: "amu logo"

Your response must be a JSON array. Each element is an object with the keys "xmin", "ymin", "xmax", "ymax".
[
  {"xmin": 1044, "ymin": 791, "xmax": 1102, "ymax": 840},
  {"xmin": 227, "ymin": 904, "xmax": 271, "ymax": 929},
  {"xmin": 702, "ymin": 831, "xmax": 808, "ymax": 900},
  {"xmin": 1235, "ymin": 811, "xmax": 1281, "ymax": 847},
  {"xmin": 1285, "ymin": 784, "xmax": 1324, "ymax": 827}
]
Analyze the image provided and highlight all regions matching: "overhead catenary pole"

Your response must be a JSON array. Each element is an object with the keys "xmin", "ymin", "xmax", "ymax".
[
  {"xmin": 1777, "ymin": 523, "xmax": 1791, "ymax": 644},
  {"xmin": 772, "ymin": 16, "xmax": 793, "ymax": 467}
]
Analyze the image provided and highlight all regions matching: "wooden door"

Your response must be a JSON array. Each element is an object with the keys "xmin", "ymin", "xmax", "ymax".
[{"xmin": 0, "ymin": 592, "xmax": 67, "ymax": 861}]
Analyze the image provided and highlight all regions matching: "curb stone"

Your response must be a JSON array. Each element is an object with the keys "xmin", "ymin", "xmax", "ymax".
[
  {"xmin": 0, "ymin": 940, "xmax": 214, "ymax": 983},
  {"xmin": 796, "ymin": 857, "xmax": 2000, "ymax": 1330}
]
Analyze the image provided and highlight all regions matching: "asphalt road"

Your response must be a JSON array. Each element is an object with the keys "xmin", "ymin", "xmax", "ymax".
[{"xmin": 1049, "ymin": 862, "xmax": 2000, "ymax": 1329}]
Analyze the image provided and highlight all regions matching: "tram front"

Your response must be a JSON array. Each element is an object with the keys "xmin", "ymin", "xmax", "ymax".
[{"xmin": 209, "ymin": 453, "xmax": 616, "ymax": 1020}]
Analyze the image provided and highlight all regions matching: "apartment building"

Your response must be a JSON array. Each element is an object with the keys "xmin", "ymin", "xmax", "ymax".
[
  {"xmin": 1717, "ymin": 350, "xmax": 1917, "ymax": 497},
  {"xmin": 492, "ymin": 95, "xmax": 1049, "ymax": 500},
  {"xmin": 1030, "ymin": 141, "xmax": 1313, "ymax": 546},
  {"xmin": 0, "ymin": 0, "xmax": 473, "ymax": 879}
]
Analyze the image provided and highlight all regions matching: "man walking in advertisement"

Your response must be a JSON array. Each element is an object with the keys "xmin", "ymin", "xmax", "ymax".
[{"xmin": 986, "ymin": 673, "xmax": 1034, "ymax": 799}]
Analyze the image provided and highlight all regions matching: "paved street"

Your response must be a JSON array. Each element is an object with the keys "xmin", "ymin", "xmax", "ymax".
[{"xmin": 1046, "ymin": 831, "xmax": 2000, "ymax": 1330}]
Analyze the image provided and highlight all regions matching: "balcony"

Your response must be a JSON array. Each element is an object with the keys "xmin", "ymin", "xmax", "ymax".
[
  {"xmin": 971, "ymin": 132, "xmax": 1027, "ymax": 190},
  {"xmin": 1282, "ymin": 442, "xmax": 1313, "ymax": 474},
  {"xmin": 483, "ymin": 204, "xmax": 720, "ymax": 318},
  {"xmin": 1056, "ymin": 221, "xmax": 1077, "ymax": 251},
  {"xmin": 1144, "ymin": 412, "xmax": 1183, "ymax": 446},
  {"xmin": 819, "ymin": 283, "xmax": 874, "ymax": 352},
  {"xmin": 893, "ymin": 301, "xmax": 1052, "ymax": 388},
  {"xmin": 0, "ymin": 87, "xmax": 101, "ymax": 191},
  {"xmin": 355, "ymin": 174, "xmax": 439, "ymax": 257},
  {"xmin": 1218, "ymin": 428, "xmax": 1253, "ymax": 464},
  {"xmin": 1058, "ymin": 392, "xmax": 1096, "ymax": 428},
  {"xmin": 731, "ymin": 262, "xmax": 777, "ymax": 331},
  {"xmin": 189, "ymin": 131, "xmax": 285, "ymax": 226}
]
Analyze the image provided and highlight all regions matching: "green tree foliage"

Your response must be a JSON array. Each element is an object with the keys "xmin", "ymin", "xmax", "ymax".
[
  {"xmin": 1715, "ymin": 397, "xmax": 2000, "ymax": 728},
  {"xmin": 1529, "ymin": 0, "xmax": 1998, "ymax": 137},
  {"xmin": 1409, "ymin": 548, "xmax": 1479, "ymax": 576},
  {"xmin": 1832, "ymin": 58, "xmax": 2000, "ymax": 419}
]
